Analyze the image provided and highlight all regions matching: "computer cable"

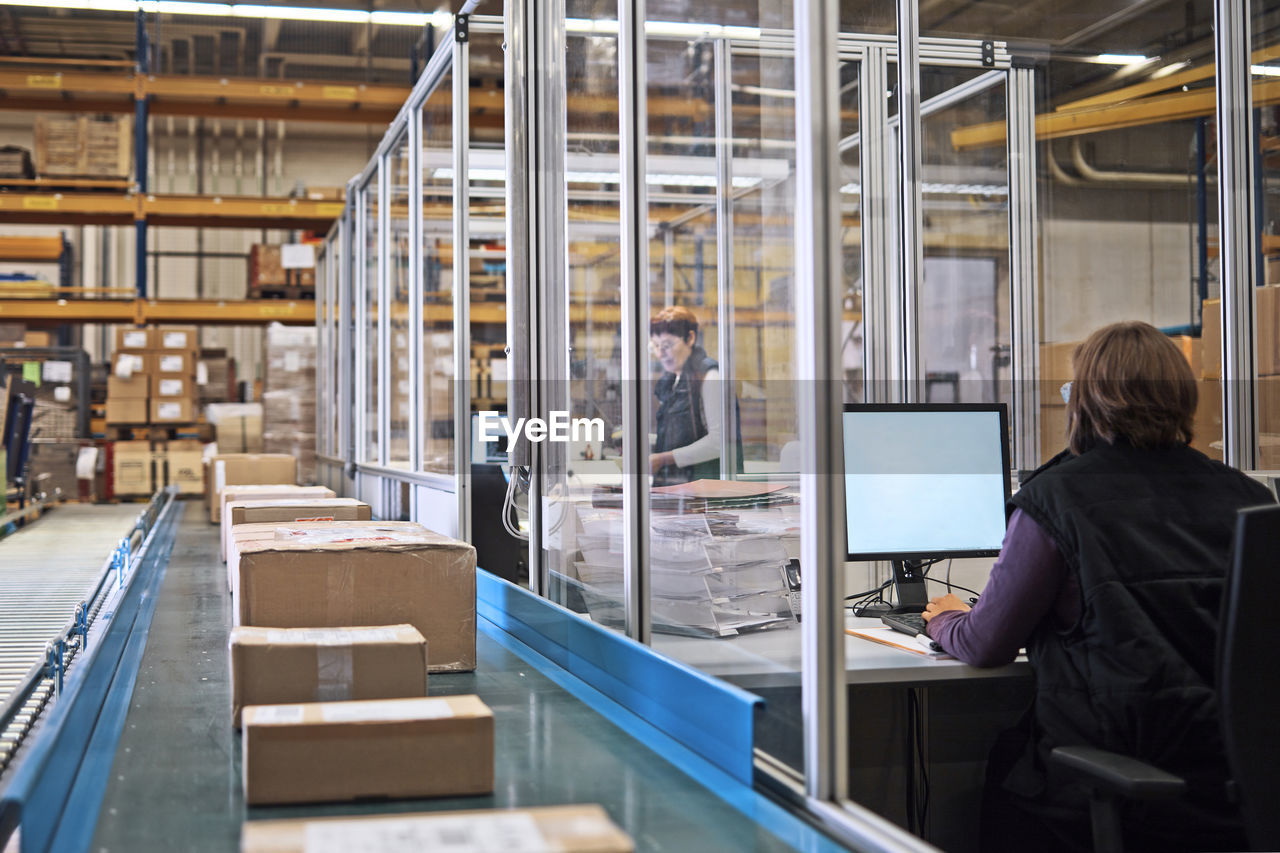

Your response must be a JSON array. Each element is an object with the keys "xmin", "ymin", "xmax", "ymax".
[{"xmin": 907, "ymin": 687, "xmax": 930, "ymax": 833}]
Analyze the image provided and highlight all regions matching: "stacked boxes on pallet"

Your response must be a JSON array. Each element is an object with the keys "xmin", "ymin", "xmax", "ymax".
[
  {"xmin": 33, "ymin": 115, "xmax": 131, "ymax": 179},
  {"xmin": 262, "ymin": 324, "xmax": 317, "ymax": 484}
]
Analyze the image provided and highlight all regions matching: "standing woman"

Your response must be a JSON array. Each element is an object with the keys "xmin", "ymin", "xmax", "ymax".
[
  {"xmin": 923, "ymin": 321, "xmax": 1275, "ymax": 852},
  {"xmin": 648, "ymin": 306, "xmax": 723, "ymax": 485}
]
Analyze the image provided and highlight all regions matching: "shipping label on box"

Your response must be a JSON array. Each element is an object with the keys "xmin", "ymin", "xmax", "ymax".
[
  {"xmin": 240, "ymin": 804, "xmax": 634, "ymax": 853},
  {"xmin": 157, "ymin": 327, "xmax": 198, "ymax": 351},
  {"xmin": 112, "ymin": 352, "xmax": 149, "ymax": 379},
  {"xmin": 154, "ymin": 351, "xmax": 194, "ymax": 376},
  {"xmin": 155, "ymin": 376, "xmax": 192, "ymax": 399},
  {"xmin": 236, "ymin": 522, "xmax": 476, "ymax": 672},
  {"xmin": 115, "ymin": 327, "xmax": 149, "ymax": 351},
  {"xmin": 151, "ymin": 398, "xmax": 193, "ymax": 423},
  {"xmin": 229, "ymin": 624, "xmax": 427, "ymax": 727},
  {"xmin": 241, "ymin": 695, "xmax": 493, "ymax": 806}
]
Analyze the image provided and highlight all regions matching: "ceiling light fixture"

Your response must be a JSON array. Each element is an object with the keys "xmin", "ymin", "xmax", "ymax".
[
  {"xmin": 1251, "ymin": 64, "xmax": 1280, "ymax": 77},
  {"xmin": 0, "ymin": 0, "xmax": 450, "ymax": 26},
  {"xmin": 1089, "ymin": 53, "xmax": 1149, "ymax": 65}
]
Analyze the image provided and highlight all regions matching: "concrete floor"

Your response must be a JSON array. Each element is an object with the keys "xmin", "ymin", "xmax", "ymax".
[
  {"xmin": 0, "ymin": 502, "xmax": 144, "ymax": 702},
  {"xmin": 90, "ymin": 501, "xmax": 826, "ymax": 852}
]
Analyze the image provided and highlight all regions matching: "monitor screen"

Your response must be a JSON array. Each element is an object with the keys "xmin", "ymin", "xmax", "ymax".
[{"xmin": 843, "ymin": 403, "xmax": 1011, "ymax": 561}]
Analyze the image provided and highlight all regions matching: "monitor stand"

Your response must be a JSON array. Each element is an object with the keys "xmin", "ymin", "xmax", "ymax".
[{"xmin": 889, "ymin": 559, "xmax": 930, "ymax": 613}]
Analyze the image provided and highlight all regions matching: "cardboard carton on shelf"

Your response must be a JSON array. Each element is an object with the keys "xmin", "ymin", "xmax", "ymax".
[
  {"xmin": 235, "ymin": 521, "xmax": 476, "ymax": 672},
  {"xmin": 221, "ymin": 495, "xmax": 370, "ymax": 565},
  {"xmin": 150, "ymin": 398, "xmax": 194, "ymax": 424},
  {"xmin": 241, "ymin": 695, "xmax": 493, "ymax": 806},
  {"xmin": 161, "ymin": 439, "xmax": 205, "ymax": 495},
  {"xmin": 241, "ymin": 804, "xmax": 634, "ymax": 853},
  {"xmin": 111, "ymin": 351, "xmax": 150, "ymax": 379},
  {"xmin": 205, "ymin": 453, "xmax": 298, "ymax": 522},
  {"xmin": 229, "ymin": 624, "xmax": 428, "ymax": 728},
  {"xmin": 106, "ymin": 374, "xmax": 149, "ymax": 399},
  {"xmin": 152, "ymin": 350, "xmax": 195, "ymax": 378},
  {"xmin": 114, "ymin": 327, "xmax": 150, "ymax": 352},
  {"xmin": 113, "ymin": 440, "xmax": 153, "ymax": 495},
  {"xmin": 105, "ymin": 397, "xmax": 148, "ymax": 425}
]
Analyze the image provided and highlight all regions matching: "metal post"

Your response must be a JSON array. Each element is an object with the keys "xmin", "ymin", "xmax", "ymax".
[
  {"xmin": 1214, "ymin": 0, "xmax": 1259, "ymax": 470},
  {"xmin": 338, "ymin": 206, "xmax": 353, "ymax": 472},
  {"xmin": 860, "ymin": 46, "xmax": 895, "ymax": 403},
  {"xmin": 408, "ymin": 86, "xmax": 425, "ymax": 480},
  {"xmin": 354, "ymin": 186, "xmax": 368, "ymax": 466},
  {"xmin": 378, "ymin": 156, "xmax": 392, "ymax": 470},
  {"xmin": 896, "ymin": 0, "xmax": 924, "ymax": 401},
  {"xmin": 714, "ymin": 39, "xmax": 738, "ymax": 480},
  {"xmin": 1007, "ymin": 65, "xmax": 1040, "ymax": 473},
  {"xmin": 453, "ymin": 21, "xmax": 473, "ymax": 543},
  {"xmin": 135, "ymin": 10, "xmax": 150, "ymax": 298},
  {"xmin": 619, "ymin": 0, "xmax": 652, "ymax": 644},
  {"xmin": 796, "ymin": 0, "xmax": 848, "ymax": 804}
]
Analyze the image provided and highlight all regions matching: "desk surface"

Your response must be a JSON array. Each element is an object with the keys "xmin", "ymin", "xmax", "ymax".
[{"xmin": 651, "ymin": 615, "xmax": 1030, "ymax": 690}]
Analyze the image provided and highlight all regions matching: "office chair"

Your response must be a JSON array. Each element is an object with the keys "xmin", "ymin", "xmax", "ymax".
[{"xmin": 1049, "ymin": 502, "xmax": 1280, "ymax": 853}]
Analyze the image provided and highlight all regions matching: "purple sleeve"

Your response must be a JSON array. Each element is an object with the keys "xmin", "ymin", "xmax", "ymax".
[{"xmin": 925, "ymin": 508, "xmax": 1068, "ymax": 667}]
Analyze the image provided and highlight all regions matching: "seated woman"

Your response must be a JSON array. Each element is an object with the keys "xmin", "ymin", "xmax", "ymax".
[
  {"xmin": 648, "ymin": 306, "xmax": 723, "ymax": 485},
  {"xmin": 923, "ymin": 321, "xmax": 1275, "ymax": 853}
]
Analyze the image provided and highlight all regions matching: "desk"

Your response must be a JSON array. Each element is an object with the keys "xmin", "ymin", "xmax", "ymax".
[
  {"xmin": 652, "ymin": 614, "xmax": 1030, "ymax": 689},
  {"xmin": 654, "ymin": 615, "xmax": 1033, "ymax": 853}
]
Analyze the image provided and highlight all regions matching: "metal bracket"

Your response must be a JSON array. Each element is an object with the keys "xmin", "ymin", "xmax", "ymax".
[
  {"xmin": 455, "ymin": 14, "xmax": 469, "ymax": 43},
  {"xmin": 981, "ymin": 40, "xmax": 996, "ymax": 67}
]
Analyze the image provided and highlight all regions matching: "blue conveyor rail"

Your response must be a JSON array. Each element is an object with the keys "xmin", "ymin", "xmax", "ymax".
[{"xmin": 0, "ymin": 487, "xmax": 177, "ymax": 851}]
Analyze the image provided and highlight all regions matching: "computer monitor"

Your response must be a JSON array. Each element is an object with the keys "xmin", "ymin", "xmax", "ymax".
[{"xmin": 843, "ymin": 403, "xmax": 1011, "ymax": 607}]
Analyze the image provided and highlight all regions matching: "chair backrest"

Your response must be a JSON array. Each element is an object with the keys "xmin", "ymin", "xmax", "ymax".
[{"xmin": 1218, "ymin": 502, "xmax": 1280, "ymax": 851}]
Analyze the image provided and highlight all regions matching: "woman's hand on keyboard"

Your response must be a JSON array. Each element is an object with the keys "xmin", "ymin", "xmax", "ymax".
[{"xmin": 922, "ymin": 593, "xmax": 971, "ymax": 622}]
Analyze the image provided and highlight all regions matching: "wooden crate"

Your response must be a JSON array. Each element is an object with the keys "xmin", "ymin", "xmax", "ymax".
[{"xmin": 34, "ymin": 116, "xmax": 131, "ymax": 179}]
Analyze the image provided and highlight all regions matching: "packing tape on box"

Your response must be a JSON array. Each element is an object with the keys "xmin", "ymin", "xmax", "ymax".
[{"xmin": 315, "ymin": 646, "xmax": 354, "ymax": 702}]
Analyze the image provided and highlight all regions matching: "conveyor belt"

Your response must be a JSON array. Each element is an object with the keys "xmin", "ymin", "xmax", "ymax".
[
  {"xmin": 0, "ymin": 504, "xmax": 142, "ymax": 701},
  {"xmin": 89, "ymin": 503, "xmax": 848, "ymax": 852}
]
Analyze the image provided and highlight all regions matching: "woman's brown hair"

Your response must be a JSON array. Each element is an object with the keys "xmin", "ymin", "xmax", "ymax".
[
  {"xmin": 1066, "ymin": 321, "xmax": 1197, "ymax": 455},
  {"xmin": 650, "ymin": 305, "xmax": 700, "ymax": 342}
]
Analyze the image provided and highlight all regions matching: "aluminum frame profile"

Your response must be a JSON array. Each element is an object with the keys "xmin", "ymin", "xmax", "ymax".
[
  {"xmin": 619, "ymin": 0, "xmax": 653, "ymax": 645},
  {"xmin": 453, "ymin": 30, "xmax": 473, "ymax": 542},
  {"xmin": 859, "ymin": 45, "xmax": 899, "ymax": 404},
  {"xmin": 795, "ymin": 0, "xmax": 848, "ymax": 806},
  {"xmin": 378, "ymin": 150, "xmax": 392, "ymax": 470},
  {"xmin": 1007, "ymin": 66, "xmax": 1041, "ymax": 473},
  {"xmin": 897, "ymin": 0, "xmax": 924, "ymax": 403},
  {"xmin": 354, "ymin": 180, "xmax": 369, "ymax": 467},
  {"xmin": 1215, "ymin": 0, "xmax": 1259, "ymax": 470},
  {"xmin": 713, "ymin": 38, "xmax": 739, "ymax": 481},
  {"xmin": 408, "ymin": 96, "xmax": 425, "ymax": 476}
]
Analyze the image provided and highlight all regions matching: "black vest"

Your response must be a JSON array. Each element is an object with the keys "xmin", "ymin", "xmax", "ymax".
[
  {"xmin": 653, "ymin": 346, "xmax": 721, "ymax": 485},
  {"xmin": 1008, "ymin": 441, "xmax": 1274, "ymax": 843}
]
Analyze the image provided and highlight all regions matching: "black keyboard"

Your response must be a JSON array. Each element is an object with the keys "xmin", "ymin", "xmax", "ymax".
[{"xmin": 881, "ymin": 611, "xmax": 927, "ymax": 636}]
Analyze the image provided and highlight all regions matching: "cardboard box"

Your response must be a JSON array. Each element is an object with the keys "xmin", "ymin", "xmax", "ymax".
[
  {"xmin": 164, "ymin": 439, "xmax": 205, "ymax": 495},
  {"xmin": 106, "ymin": 397, "xmax": 148, "ymax": 425},
  {"xmin": 229, "ymin": 624, "xmax": 427, "ymax": 728},
  {"xmin": 1039, "ymin": 340, "xmax": 1079, "ymax": 407},
  {"xmin": 236, "ymin": 522, "xmax": 476, "ymax": 672},
  {"xmin": 153, "ymin": 376, "xmax": 192, "ymax": 399},
  {"xmin": 1202, "ymin": 289, "xmax": 1279, "ymax": 377},
  {"xmin": 155, "ymin": 326, "xmax": 198, "ymax": 352},
  {"xmin": 115, "ymin": 327, "xmax": 150, "ymax": 352},
  {"xmin": 219, "ymin": 487, "xmax": 335, "ymax": 545},
  {"xmin": 1260, "ymin": 433, "xmax": 1280, "ymax": 468},
  {"xmin": 150, "ymin": 398, "xmax": 194, "ymax": 424},
  {"xmin": 107, "ymin": 374, "xmax": 149, "ymax": 399},
  {"xmin": 1171, "ymin": 335, "xmax": 1203, "ymax": 379},
  {"xmin": 240, "ymin": 805, "xmax": 634, "ymax": 853},
  {"xmin": 216, "ymin": 414, "xmax": 263, "ymax": 454},
  {"xmin": 241, "ymin": 695, "xmax": 493, "ymax": 805},
  {"xmin": 223, "ymin": 497, "xmax": 371, "ymax": 564},
  {"xmin": 23, "ymin": 331, "xmax": 52, "ymax": 348},
  {"xmin": 207, "ymin": 454, "xmax": 298, "ymax": 522},
  {"xmin": 1259, "ymin": 375, "xmax": 1280, "ymax": 434},
  {"xmin": 153, "ymin": 350, "xmax": 195, "ymax": 377},
  {"xmin": 113, "ymin": 440, "xmax": 153, "ymax": 494},
  {"xmin": 1202, "ymin": 299, "xmax": 1221, "ymax": 379},
  {"xmin": 112, "ymin": 351, "xmax": 149, "ymax": 379},
  {"xmin": 1192, "ymin": 379, "xmax": 1222, "ymax": 460},
  {"xmin": 1040, "ymin": 404, "xmax": 1069, "ymax": 463}
]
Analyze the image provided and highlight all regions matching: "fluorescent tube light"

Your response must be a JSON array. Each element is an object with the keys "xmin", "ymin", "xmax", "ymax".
[
  {"xmin": 1252, "ymin": 64, "xmax": 1280, "ymax": 77},
  {"xmin": 1090, "ymin": 53, "xmax": 1148, "ymax": 65}
]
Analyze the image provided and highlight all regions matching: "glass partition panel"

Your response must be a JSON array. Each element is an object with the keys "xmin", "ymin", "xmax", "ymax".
[
  {"xmin": 543, "ymin": 10, "xmax": 627, "ymax": 627},
  {"xmin": 388, "ymin": 131, "xmax": 413, "ymax": 469},
  {"xmin": 421, "ymin": 77, "xmax": 455, "ymax": 475},
  {"xmin": 362, "ymin": 177, "xmax": 380, "ymax": 465},
  {"xmin": 1252, "ymin": 0, "xmax": 1280, "ymax": 464},
  {"xmin": 316, "ymin": 242, "xmax": 330, "ymax": 457},
  {"xmin": 639, "ymin": 30, "xmax": 807, "ymax": 779}
]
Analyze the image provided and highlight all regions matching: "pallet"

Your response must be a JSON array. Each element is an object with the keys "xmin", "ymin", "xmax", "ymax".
[
  {"xmin": 247, "ymin": 284, "xmax": 315, "ymax": 300},
  {"xmin": 106, "ymin": 423, "xmax": 200, "ymax": 441}
]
